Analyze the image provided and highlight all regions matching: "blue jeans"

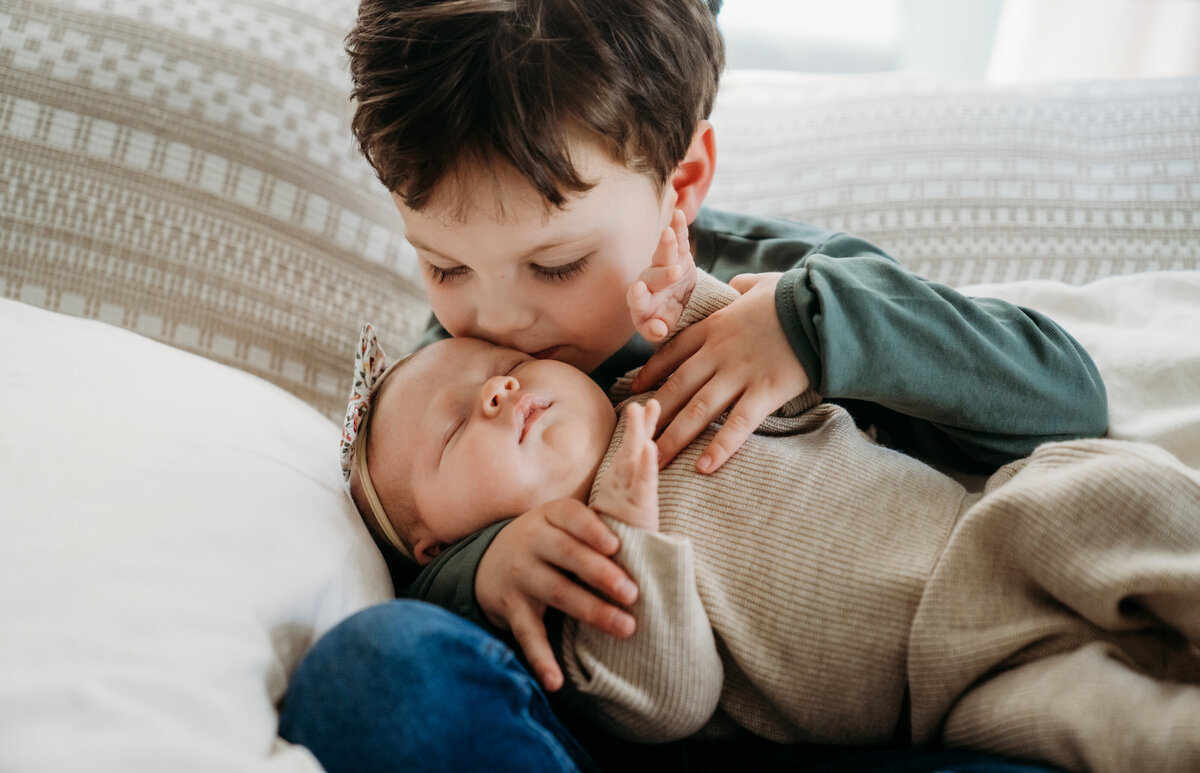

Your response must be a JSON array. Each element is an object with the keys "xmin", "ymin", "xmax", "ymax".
[
  {"xmin": 279, "ymin": 600, "xmax": 593, "ymax": 773},
  {"xmin": 279, "ymin": 600, "xmax": 1060, "ymax": 773}
]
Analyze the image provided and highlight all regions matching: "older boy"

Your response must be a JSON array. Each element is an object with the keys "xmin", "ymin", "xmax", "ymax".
[
  {"xmin": 336, "ymin": 267, "xmax": 1200, "ymax": 773},
  {"xmin": 281, "ymin": 0, "xmax": 1104, "ymax": 771}
]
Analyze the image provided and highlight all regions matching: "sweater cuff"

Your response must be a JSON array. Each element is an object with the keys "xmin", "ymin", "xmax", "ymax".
[{"xmin": 675, "ymin": 269, "xmax": 739, "ymax": 336}]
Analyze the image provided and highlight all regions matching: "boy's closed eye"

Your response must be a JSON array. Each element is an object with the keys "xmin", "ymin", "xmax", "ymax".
[
  {"xmin": 425, "ymin": 256, "xmax": 591, "ymax": 284},
  {"xmin": 530, "ymin": 255, "xmax": 589, "ymax": 282}
]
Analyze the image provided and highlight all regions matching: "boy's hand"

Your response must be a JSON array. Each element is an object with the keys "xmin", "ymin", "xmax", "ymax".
[
  {"xmin": 631, "ymin": 272, "xmax": 810, "ymax": 473},
  {"xmin": 592, "ymin": 399, "xmax": 661, "ymax": 531},
  {"xmin": 475, "ymin": 500, "xmax": 639, "ymax": 692},
  {"xmin": 626, "ymin": 209, "xmax": 696, "ymax": 342}
]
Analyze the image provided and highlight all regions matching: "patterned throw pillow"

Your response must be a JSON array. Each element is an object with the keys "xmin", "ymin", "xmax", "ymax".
[
  {"xmin": 708, "ymin": 71, "xmax": 1200, "ymax": 286},
  {"xmin": 0, "ymin": 0, "xmax": 428, "ymax": 419}
]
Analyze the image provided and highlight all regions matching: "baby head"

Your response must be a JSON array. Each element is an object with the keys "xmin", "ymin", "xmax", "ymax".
[{"xmin": 346, "ymin": 336, "xmax": 617, "ymax": 566}]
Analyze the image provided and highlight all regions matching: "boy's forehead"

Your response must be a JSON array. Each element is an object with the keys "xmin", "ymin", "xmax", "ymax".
[{"xmin": 409, "ymin": 135, "xmax": 632, "ymax": 227}]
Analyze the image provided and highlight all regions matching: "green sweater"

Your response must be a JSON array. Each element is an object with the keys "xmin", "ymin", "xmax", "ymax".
[{"xmin": 406, "ymin": 207, "xmax": 1108, "ymax": 627}]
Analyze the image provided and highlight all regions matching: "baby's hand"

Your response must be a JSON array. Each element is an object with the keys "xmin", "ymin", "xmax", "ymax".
[
  {"xmin": 592, "ymin": 399, "xmax": 661, "ymax": 532},
  {"xmin": 626, "ymin": 210, "xmax": 696, "ymax": 342},
  {"xmin": 475, "ymin": 500, "xmax": 639, "ymax": 692}
]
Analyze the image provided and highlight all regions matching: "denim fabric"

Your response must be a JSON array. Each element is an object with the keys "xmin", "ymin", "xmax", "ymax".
[
  {"xmin": 280, "ymin": 599, "xmax": 1060, "ymax": 773},
  {"xmin": 279, "ymin": 600, "xmax": 595, "ymax": 773}
]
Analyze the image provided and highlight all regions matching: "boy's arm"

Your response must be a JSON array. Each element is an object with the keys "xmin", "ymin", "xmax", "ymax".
[
  {"xmin": 641, "ymin": 218, "xmax": 1107, "ymax": 471},
  {"xmin": 403, "ymin": 501, "xmax": 641, "ymax": 692},
  {"xmin": 403, "ymin": 521, "xmax": 505, "ymax": 630},
  {"xmin": 772, "ymin": 249, "xmax": 1108, "ymax": 467}
]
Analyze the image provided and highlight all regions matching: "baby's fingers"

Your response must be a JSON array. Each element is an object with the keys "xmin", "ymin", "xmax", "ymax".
[
  {"xmin": 670, "ymin": 209, "xmax": 692, "ymax": 267},
  {"xmin": 648, "ymin": 216, "xmax": 679, "ymax": 270},
  {"xmin": 641, "ymin": 398, "xmax": 662, "ymax": 440}
]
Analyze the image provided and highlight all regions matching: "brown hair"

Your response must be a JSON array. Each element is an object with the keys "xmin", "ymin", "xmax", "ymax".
[{"xmin": 346, "ymin": 0, "xmax": 725, "ymax": 211}]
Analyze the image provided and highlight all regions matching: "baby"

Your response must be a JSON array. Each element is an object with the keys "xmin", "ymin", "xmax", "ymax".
[{"xmin": 344, "ymin": 273, "xmax": 1200, "ymax": 773}]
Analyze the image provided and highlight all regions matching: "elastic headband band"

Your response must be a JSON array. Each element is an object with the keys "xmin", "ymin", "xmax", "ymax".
[{"xmin": 352, "ymin": 415, "xmax": 414, "ymax": 561}]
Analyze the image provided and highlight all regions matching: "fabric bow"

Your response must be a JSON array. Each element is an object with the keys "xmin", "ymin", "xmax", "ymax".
[{"xmin": 340, "ymin": 323, "xmax": 389, "ymax": 481}]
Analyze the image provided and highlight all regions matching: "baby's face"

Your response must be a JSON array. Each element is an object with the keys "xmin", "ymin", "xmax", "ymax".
[{"xmin": 369, "ymin": 337, "xmax": 617, "ymax": 555}]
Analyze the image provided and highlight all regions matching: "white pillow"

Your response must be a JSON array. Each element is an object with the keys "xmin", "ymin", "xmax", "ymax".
[{"xmin": 0, "ymin": 298, "xmax": 393, "ymax": 773}]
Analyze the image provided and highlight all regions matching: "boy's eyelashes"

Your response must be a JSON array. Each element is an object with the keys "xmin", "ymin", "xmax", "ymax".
[
  {"xmin": 422, "ymin": 256, "xmax": 591, "ymax": 285},
  {"xmin": 531, "ymin": 256, "xmax": 589, "ymax": 282},
  {"xmin": 425, "ymin": 263, "xmax": 469, "ymax": 284}
]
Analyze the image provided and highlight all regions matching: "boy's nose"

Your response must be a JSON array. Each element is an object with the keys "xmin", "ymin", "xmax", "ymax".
[
  {"xmin": 475, "ymin": 296, "xmax": 536, "ymax": 336},
  {"xmin": 480, "ymin": 375, "xmax": 519, "ymax": 417}
]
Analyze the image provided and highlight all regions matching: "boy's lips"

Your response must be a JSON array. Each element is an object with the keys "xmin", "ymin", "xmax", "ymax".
[{"xmin": 515, "ymin": 395, "xmax": 551, "ymax": 443}]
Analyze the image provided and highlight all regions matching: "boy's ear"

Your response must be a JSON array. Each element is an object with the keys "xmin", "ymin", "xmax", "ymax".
[{"xmin": 670, "ymin": 120, "xmax": 716, "ymax": 224}]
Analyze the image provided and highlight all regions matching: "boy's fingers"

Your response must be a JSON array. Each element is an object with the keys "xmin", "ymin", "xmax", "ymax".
[
  {"xmin": 507, "ymin": 608, "xmax": 563, "ymax": 692},
  {"xmin": 643, "ymin": 398, "xmax": 662, "ymax": 446},
  {"xmin": 693, "ymin": 395, "xmax": 771, "ymax": 473},
  {"xmin": 631, "ymin": 323, "xmax": 703, "ymax": 395},
  {"xmin": 542, "ymin": 508, "xmax": 639, "ymax": 606},
  {"xmin": 543, "ymin": 498, "xmax": 619, "ymax": 555},
  {"xmin": 643, "ymin": 398, "xmax": 662, "ymax": 435},
  {"xmin": 655, "ymin": 379, "xmax": 740, "ymax": 468},
  {"xmin": 560, "ymin": 586, "xmax": 637, "ymax": 638},
  {"xmin": 528, "ymin": 560, "xmax": 636, "ymax": 636}
]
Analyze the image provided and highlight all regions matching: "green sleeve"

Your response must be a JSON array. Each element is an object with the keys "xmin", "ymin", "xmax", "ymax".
[
  {"xmin": 775, "ymin": 252, "xmax": 1108, "ymax": 467},
  {"xmin": 691, "ymin": 208, "xmax": 1107, "ymax": 468},
  {"xmin": 402, "ymin": 520, "xmax": 510, "ymax": 630}
]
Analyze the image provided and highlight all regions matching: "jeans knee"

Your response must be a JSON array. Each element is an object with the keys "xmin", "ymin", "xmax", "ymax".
[{"xmin": 279, "ymin": 600, "xmax": 587, "ymax": 773}]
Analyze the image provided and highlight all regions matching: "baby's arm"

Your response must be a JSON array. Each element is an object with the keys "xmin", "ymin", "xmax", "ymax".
[
  {"xmin": 556, "ymin": 399, "xmax": 723, "ymax": 741},
  {"xmin": 589, "ymin": 400, "xmax": 661, "ymax": 531},
  {"xmin": 556, "ymin": 520, "xmax": 723, "ymax": 742}
]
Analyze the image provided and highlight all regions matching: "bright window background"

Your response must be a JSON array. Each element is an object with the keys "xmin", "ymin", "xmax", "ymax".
[{"xmin": 718, "ymin": 0, "xmax": 1200, "ymax": 82}]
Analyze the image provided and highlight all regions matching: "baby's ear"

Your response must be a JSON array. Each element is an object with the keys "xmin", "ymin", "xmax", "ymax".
[{"xmin": 412, "ymin": 537, "xmax": 444, "ymax": 566}]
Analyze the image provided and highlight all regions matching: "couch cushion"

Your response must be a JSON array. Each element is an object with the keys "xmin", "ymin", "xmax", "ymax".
[
  {"xmin": 0, "ymin": 0, "xmax": 428, "ymax": 420},
  {"xmin": 707, "ymin": 71, "xmax": 1200, "ymax": 286}
]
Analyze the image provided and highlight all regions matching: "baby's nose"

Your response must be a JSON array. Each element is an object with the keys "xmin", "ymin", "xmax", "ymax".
[{"xmin": 480, "ymin": 375, "xmax": 519, "ymax": 416}]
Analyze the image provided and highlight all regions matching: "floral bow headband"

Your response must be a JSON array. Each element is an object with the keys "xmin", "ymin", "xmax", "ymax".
[
  {"xmin": 340, "ymin": 324, "xmax": 411, "ymax": 559},
  {"xmin": 340, "ymin": 323, "xmax": 388, "ymax": 480}
]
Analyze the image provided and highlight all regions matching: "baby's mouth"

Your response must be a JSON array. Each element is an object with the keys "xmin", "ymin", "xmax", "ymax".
[{"xmin": 516, "ymin": 395, "xmax": 551, "ymax": 443}]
